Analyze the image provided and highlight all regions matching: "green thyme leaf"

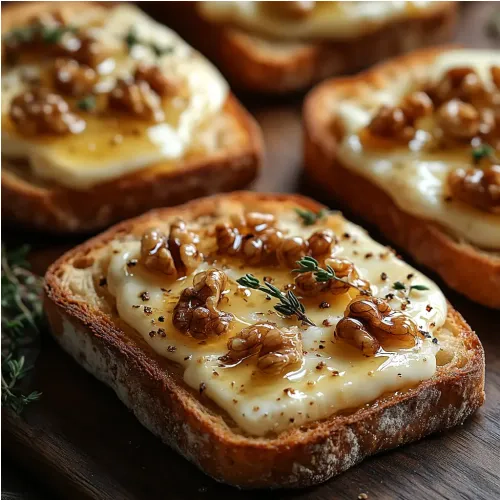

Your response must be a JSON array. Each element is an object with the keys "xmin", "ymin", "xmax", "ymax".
[
  {"xmin": 294, "ymin": 208, "xmax": 328, "ymax": 226},
  {"xmin": 392, "ymin": 281, "xmax": 406, "ymax": 291},
  {"xmin": 125, "ymin": 27, "xmax": 173, "ymax": 57},
  {"xmin": 410, "ymin": 284, "xmax": 430, "ymax": 292},
  {"xmin": 1, "ymin": 244, "xmax": 44, "ymax": 414},
  {"xmin": 77, "ymin": 95, "xmax": 96, "ymax": 112},
  {"xmin": 237, "ymin": 274, "xmax": 314, "ymax": 326},
  {"xmin": 471, "ymin": 144, "xmax": 495, "ymax": 164}
]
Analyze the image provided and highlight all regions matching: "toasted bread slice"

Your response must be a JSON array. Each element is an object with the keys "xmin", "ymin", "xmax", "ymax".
[
  {"xmin": 147, "ymin": 2, "xmax": 457, "ymax": 93},
  {"xmin": 304, "ymin": 47, "xmax": 500, "ymax": 309},
  {"xmin": 1, "ymin": 2, "xmax": 263, "ymax": 233},
  {"xmin": 44, "ymin": 192, "xmax": 484, "ymax": 488}
]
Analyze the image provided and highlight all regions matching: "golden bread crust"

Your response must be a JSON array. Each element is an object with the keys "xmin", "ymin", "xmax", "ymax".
[
  {"xmin": 44, "ymin": 192, "xmax": 485, "ymax": 488},
  {"xmin": 1, "ymin": 3, "xmax": 263, "ymax": 233},
  {"xmin": 303, "ymin": 47, "xmax": 500, "ymax": 309},
  {"xmin": 149, "ymin": 2, "xmax": 457, "ymax": 93}
]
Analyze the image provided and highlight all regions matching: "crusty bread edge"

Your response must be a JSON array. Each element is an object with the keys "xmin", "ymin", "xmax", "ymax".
[
  {"xmin": 44, "ymin": 192, "xmax": 485, "ymax": 488},
  {"xmin": 1, "ymin": 3, "xmax": 264, "ymax": 234},
  {"xmin": 153, "ymin": 2, "xmax": 457, "ymax": 93},
  {"xmin": 303, "ymin": 47, "xmax": 500, "ymax": 310}
]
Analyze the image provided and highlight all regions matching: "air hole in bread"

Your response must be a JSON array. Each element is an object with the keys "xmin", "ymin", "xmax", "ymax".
[{"xmin": 435, "ymin": 348, "xmax": 454, "ymax": 367}]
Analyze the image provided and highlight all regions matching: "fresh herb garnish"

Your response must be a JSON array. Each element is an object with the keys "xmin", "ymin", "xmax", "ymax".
[
  {"xmin": 392, "ymin": 280, "xmax": 429, "ymax": 296},
  {"xmin": 77, "ymin": 95, "xmax": 97, "ymax": 112},
  {"xmin": 237, "ymin": 274, "xmax": 315, "ymax": 326},
  {"xmin": 294, "ymin": 256, "xmax": 370, "ymax": 295},
  {"xmin": 4, "ymin": 24, "xmax": 76, "ymax": 45},
  {"xmin": 471, "ymin": 143, "xmax": 499, "ymax": 165},
  {"xmin": 2, "ymin": 245, "xmax": 43, "ymax": 413},
  {"xmin": 124, "ymin": 27, "xmax": 173, "ymax": 57},
  {"xmin": 295, "ymin": 208, "xmax": 328, "ymax": 226}
]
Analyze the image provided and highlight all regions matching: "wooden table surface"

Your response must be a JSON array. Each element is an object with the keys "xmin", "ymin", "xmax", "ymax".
[{"xmin": 3, "ymin": 3, "xmax": 500, "ymax": 499}]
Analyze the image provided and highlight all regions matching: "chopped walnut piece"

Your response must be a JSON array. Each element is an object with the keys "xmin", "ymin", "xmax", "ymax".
[
  {"xmin": 335, "ymin": 296, "xmax": 422, "ymax": 355},
  {"xmin": 277, "ymin": 236, "xmax": 308, "ymax": 268},
  {"xmin": 134, "ymin": 63, "xmax": 178, "ymax": 97},
  {"xmin": 168, "ymin": 220, "xmax": 202, "ymax": 273},
  {"xmin": 426, "ymin": 67, "xmax": 485, "ymax": 105},
  {"xmin": 436, "ymin": 99, "xmax": 480, "ymax": 141},
  {"xmin": 215, "ymin": 223, "xmax": 242, "ymax": 256},
  {"xmin": 141, "ymin": 229, "xmax": 176, "ymax": 276},
  {"xmin": 400, "ymin": 91, "xmax": 434, "ymax": 121},
  {"xmin": 60, "ymin": 32, "xmax": 107, "ymax": 68},
  {"xmin": 367, "ymin": 105, "xmax": 414, "ymax": 142},
  {"xmin": 54, "ymin": 58, "xmax": 97, "ymax": 96},
  {"xmin": 109, "ymin": 78, "xmax": 164, "ymax": 122},
  {"xmin": 448, "ymin": 164, "xmax": 500, "ymax": 214},
  {"xmin": 220, "ymin": 322, "xmax": 303, "ymax": 375},
  {"xmin": 335, "ymin": 317, "xmax": 380, "ymax": 356},
  {"xmin": 9, "ymin": 88, "xmax": 85, "ymax": 136},
  {"xmin": 173, "ymin": 269, "xmax": 233, "ymax": 339},
  {"xmin": 307, "ymin": 229, "xmax": 336, "ymax": 257}
]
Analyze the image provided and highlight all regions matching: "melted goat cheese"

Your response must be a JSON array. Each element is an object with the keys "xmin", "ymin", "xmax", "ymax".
[
  {"xmin": 1, "ymin": 4, "xmax": 228, "ymax": 190},
  {"xmin": 336, "ymin": 49, "xmax": 500, "ymax": 250},
  {"xmin": 198, "ymin": 1, "xmax": 438, "ymax": 41},
  {"xmin": 106, "ymin": 210, "xmax": 445, "ymax": 436}
]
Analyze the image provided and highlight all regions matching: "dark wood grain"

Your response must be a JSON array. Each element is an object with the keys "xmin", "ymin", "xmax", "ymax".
[{"xmin": 3, "ymin": 2, "xmax": 500, "ymax": 499}]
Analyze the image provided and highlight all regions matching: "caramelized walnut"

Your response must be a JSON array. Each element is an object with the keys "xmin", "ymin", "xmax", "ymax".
[
  {"xmin": 9, "ymin": 88, "xmax": 85, "ymax": 136},
  {"xmin": 215, "ymin": 222, "xmax": 284, "ymax": 265},
  {"xmin": 173, "ymin": 269, "xmax": 233, "ymax": 339},
  {"xmin": 168, "ymin": 220, "xmax": 202, "ymax": 273},
  {"xmin": 307, "ymin": 229, "xmax": 336, "ymax": 257},
  {"xmin": 427, "ymin": 67, "xmax": 487, "ymax": 106},
  {"xmin": 335, "ymin": 317, "xmax": 380, "ymax": 356},
  {"xmin": 436, "ymin": 99, "xmax": 480, "ymax": 141},
  {"xmin": 141, "ymin": 229, "xmax": 176, "ymax": 276},
  {"xmin": 448, "ymin": 165, "xmax": 500, "ymax": 214},
  {"xmin": 367, "ymin": 92, "xmax": 433, "ymax": 143},
  {"xmin": 335, "ymin": 296, "xmax": 422, "ymax": 355},
  {"xmin": 54, "ymin": 58, "xmax": 97, "ymax": 96},
  {"xmin": 60, "ymin": 32, "xmax": 107, "ymax": 68},
  {"xmin": 400, "ymin": 91, "xmax": 434, "ymax": 121},
  {"xmin": 276, "ymin": 236, "xmax": 308, "ymax": 268},
  {"xmin": 220, "ymin": 322, "xmax": 303, "ymax": 375},
  {"xmin": 134, "ymin": 63, "xmax": 178, "ymax": 97},
  {"xmin": 109, "ymin": 78, "xmax": 164, "ymax": 122},
  {"xmin": 367, "ymin": 105, "xmax": 414, "ymax": 142}
]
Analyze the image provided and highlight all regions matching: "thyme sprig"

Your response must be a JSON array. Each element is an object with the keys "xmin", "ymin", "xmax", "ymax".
[
  {"xmin": 294, "ymin": 207, "xmax": 328, "ymax": 226},
  {"xmin": 3, "ymin": 24, "xmax": 77, "ymax": 45},
  {"xmin": 124, "ymin": 27, "xmax": 174, "ymax": 57},
  {"xmin": 472, "ymin": 143, "xmax": 499, "ymax": 165},
  {"xmin": 237, "ymin": 274, "xmax": 315, "ymax": 326},
  {"xmin": 2, "ymin": 245, "xmax": 43, "ymax": 413},
  {"xmin": 392, "ymin": 281, "xmax": 429, "ymax": 297},
  {"xmin": 293, "ymin": 256, "xmax": 370, "ymax": 295}
]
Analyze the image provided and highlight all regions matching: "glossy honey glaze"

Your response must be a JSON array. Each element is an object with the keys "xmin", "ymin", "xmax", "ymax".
[{"xmin": 106, "ymin": 206, "xmax": 445, "ymax": 436}]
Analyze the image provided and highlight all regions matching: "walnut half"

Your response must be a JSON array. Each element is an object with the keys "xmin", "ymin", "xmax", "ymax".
[
  {"xmin": 448, "ymin": 164, "xmax": 500, "ymax": 214},
  {"xmin": 220, "ymin": 322, "xmax": 303, "ymax": 375},
  {"xmin": 335, "ymin": 296, "xmax": 422, "ymax": 355},
  {"xmin": 9, "ymin": 89, "xmax": 85, "ymax": 136},
  {"xmin": 173, "ymin": 269, "xmax": 233, "ymax": 339}
]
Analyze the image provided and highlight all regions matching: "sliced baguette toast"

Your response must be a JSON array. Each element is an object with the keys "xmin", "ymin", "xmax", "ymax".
[
  {"xmin": 304, "ymin": 47, "xmax": 500, "ymax": 309},
  {"xmin": 147, "ymin": 2, "xmax": 457, "ymax": 93},
  {"xmin": 44, "ymin": 192, "xmax": 485, "ymax": 489},
  {"xmin": 1, "ymin": 2, "xmax": 263, "ymax": 233}
]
